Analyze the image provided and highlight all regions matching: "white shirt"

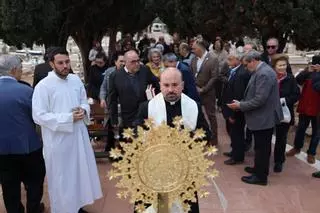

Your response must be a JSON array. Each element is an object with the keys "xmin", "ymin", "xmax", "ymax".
[{"xmin": 196, "ymin": 51, "xmax": 208, "ymax": 74}]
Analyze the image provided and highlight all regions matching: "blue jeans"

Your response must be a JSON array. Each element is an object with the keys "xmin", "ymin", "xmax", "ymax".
[{"xmin": 294, "ymin": 114, "xmax": 319, "ymax": 156}]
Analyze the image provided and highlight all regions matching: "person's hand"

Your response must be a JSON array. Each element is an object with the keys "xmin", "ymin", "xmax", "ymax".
[
  {"xmin": 72, "ymin": 108, "xmax": 85, "ymax": 122},
  {"xmin": 227, "ymin": 100, "xmax": 240, "ymax": 110},
  {"xmin": 228, "ymin": 117, "xmax": 235, "ymax": 124},
  {"xmin": 309, "ymin": 65, "xmax": 316, "ymax": 72},
  {"xmin": 100, "ymin": 100, "xmax": 107, "ymax": 108}
]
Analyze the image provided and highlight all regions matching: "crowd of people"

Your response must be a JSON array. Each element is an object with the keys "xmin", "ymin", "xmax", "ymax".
[{"xmin": 0, "ymin": 33, "xmax": 320, "ymax": 213}]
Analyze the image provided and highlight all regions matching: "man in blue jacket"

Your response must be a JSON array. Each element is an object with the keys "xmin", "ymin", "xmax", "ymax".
[
  {"xmin": 0, "ymin": 55, "xmax": 46, "ymax": 213},
  {"xmin": 163, "ymin": 53, "xmax": 201, "ymax": 103}
]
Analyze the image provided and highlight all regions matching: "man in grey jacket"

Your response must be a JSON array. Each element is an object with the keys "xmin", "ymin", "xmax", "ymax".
[
  {"xmin": 228, "ymin": 50, "xmax": 283, "ymax": 185},
  {"xmin": 99, "ymin": 52, "xmax": 125, "ymax": 108}
]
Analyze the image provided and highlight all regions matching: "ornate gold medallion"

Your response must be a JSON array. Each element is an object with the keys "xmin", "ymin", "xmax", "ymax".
[{"xmin": 108, "ymin": 117, "xmax": 219, "ymax": 213}]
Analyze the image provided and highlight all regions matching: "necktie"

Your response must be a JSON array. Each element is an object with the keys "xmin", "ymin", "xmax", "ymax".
[{"xmin": 228, "ymin": 68, "xmax": 236, "ymax": 81}]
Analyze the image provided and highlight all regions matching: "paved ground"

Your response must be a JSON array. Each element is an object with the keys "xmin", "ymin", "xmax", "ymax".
[{"xmin": 1, "ymin": 113, "xmax": 319, "ymax": 213}]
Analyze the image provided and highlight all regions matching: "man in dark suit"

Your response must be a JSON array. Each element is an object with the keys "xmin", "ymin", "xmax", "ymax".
[
  {"xmin": 260, "ymin": 38, "xmax": 292, "ymax": 74},
  {"xmin": 108, "ymin": 50, "xmax": 159, "ymax": 129},
  {"xmin": 32, "ymin": 52, "xmax": 52, "ymax": 87},
  {"xmin": 0, "ymin": 55, "xmax": 46, "ymax": 213},
  {"xmin": 222, "ymin": 50, "xmax": 251, "ymax": 165},
  {"xmin": 228, "ymin": 50, "xmax": 283, "ymax": 185},
  {"xmin": 191, "ymin": 38, "xmax": 219, "ymax": 145},
  {"xmin": 162, "ymin": 52, "xmax": 200, "ymax": 103}
]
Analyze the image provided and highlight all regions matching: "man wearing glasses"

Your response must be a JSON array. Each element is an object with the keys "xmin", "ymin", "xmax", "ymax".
[
  {"xmin": 108, "ymin": 50, "xmax": 159, "ymax": 130},
  {"xmin": 261, "ymin": 38, "xmax": 292, "ymax": 74}
]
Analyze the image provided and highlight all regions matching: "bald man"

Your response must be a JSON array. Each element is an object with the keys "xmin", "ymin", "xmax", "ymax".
[
  {"xmin": 135, "ymin": 68, "xmax": 210, "ymax": 213},
  {"xmin": 108, "ymin": 50, "xmax": 159, "ymax": 129}
]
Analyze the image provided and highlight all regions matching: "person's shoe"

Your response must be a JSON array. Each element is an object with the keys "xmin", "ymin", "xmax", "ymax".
[
  {"xmin": 224, "ymin": 158, "xmax": 243, "ymax": 165},
  {"xmin": 273, "ymin": 163, "xmax": 283, "ymax": 173},
  {"xmin": 223, "ymin": 152, "xmax": 232, "ymax": 157},
  {"xmin": 307, "ymin": 155, "xmax": 315, "ymax": 164},
  {"xmin": 312, "ymin": 171, "xmax": 320, "ymax": 178},
  {"xmin": 78, "ymin": 208, "xmax": 89, "ymax": 213},
  {"xmin": 241, "ymin": 175, "xmax": 267, "ymax": 186},
  {"xmin": 286, "ymin": 148, "xmax": 300, "ymax": 157},
  {"xmin": 244, "ymin": 166, "xmax": 256, "ymax": 174}
]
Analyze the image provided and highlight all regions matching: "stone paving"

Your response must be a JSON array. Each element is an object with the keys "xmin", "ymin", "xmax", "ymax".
[{"xmin": 1, "ymin": 113, "xmax": 319, "ymax": 213}]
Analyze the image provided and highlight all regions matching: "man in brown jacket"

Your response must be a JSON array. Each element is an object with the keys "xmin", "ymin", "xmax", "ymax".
[{"xmin": 191, "ymin": 38, "xmax": 219, "ymax": 145}]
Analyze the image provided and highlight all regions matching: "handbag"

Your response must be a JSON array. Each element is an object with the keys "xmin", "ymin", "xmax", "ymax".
[{"xmin": 280, "ymin": 98, "xmax": 291, "ymax": 123}]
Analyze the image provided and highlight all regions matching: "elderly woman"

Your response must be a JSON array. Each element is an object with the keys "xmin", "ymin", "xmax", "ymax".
[
  {"xmin": 145, "ymin": 48, "xmax": 164, "ymax": 78},
  {"xmin": 271, "ymin": 54, "xmax": 300, "ymax": 172}
]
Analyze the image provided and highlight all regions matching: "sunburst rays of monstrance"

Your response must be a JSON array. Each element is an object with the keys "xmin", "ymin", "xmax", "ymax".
[{"xmin": 107, "ymin": 117, "xmax": 219, "ymax": 213}]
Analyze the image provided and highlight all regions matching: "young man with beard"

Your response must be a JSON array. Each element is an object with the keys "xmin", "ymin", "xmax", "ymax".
[{"xmin": 32, "ymin": 47, "xmax": 102, "ymax": 213}]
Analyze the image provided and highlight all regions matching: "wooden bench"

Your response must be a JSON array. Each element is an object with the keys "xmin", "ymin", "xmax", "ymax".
[{"xmin": 87, "ymin": 103, "xmax": 109, "ymax": 158}]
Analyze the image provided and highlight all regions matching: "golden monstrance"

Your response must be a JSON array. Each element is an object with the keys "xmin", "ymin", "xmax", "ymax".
[{"xmin": 108, "ymin": 117, "xmax": 219, "ymax": 213}]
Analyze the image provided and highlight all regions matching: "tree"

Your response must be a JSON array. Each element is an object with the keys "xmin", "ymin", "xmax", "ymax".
[
  {"xmin": 0, "ymin": 0, "xmax": 67, "ymax": 48},
  {"xmin": 152, "ymin": 0, "xmax": 320, "ymax": 50},
  {"xmin": 0, "ymin": 0, "xmax": 155, "ymax": 81}
]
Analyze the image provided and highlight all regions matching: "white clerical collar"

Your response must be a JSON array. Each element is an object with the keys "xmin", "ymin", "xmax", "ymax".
[
  {"xmin": 197, "ymin": 51, "xmax": 208, "ymax": 60},
  {"xmin": 124, "ymin": 66, "xmax": 130, "ymax": 73},
  {"xmin": 166, "ymin": 98, "xmax": 181, "ymax": 105},
  {"xmin": 176, "ymin": 61, "xmax": 180, "ymax": 68}
]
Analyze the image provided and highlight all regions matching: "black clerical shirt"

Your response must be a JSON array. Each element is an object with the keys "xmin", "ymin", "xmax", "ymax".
[{"xmin": 165, "ymin": 99, "xmax": 182, "ymax": 127}]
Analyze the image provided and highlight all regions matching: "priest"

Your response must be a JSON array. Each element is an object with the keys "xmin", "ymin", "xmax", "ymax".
[
  {"xmin": 32, "ymin": 47, "xmax": 102, "ymax": 213},
  {"xmin": 135, "ymin": 67, "xmax": 211, "ymax": 213}
]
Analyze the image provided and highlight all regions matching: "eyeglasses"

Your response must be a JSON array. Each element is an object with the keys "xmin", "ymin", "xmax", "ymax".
[{"xmin": 267, "ymin": 45, "xmax": 277, "ymax": 49}]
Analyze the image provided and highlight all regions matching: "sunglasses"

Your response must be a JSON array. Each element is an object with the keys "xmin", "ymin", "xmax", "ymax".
[{"xmin": 267, "ymin": 45, "xmax": 277, "ymax": 49}]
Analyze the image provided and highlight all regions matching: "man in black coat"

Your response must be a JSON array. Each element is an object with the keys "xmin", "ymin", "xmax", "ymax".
[
  {"xmin": 260, "ymin": 38, "xmax": 292, "ymax": 74},
  {"xmin": 87, "ymin": 52, "xmax": 108, "ymax": 101},
  {"xmin": 222, "ymin": 51, "xmax": 251, "ymax": 165},
  {"xmin": 108, "ymin": 50, "xmax": 159, "ymax": 129}
]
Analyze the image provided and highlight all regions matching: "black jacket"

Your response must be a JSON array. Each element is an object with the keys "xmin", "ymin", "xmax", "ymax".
[
  {"xmin": 278, "ymin": 73, "xmax": 300, "ymax": 125},
  {"xmin": 221, "ymin": 64, "xmax": 251, "ymax": 119},
  {"xmin": 33, "ymin": 62, "xmax": 52, "ymax": 87},
  {"xmin": 88, "ymin": 65, "xmax": 108, "ymax": 100},
  {"xmin": 108, "ymin": 66, "xmax": 159, "ymax": 127}
]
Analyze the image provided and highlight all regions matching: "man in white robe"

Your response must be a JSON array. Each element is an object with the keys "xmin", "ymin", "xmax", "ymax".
[
  {"xmin": 135, "ymin": 67, "xmax": 211, "ymax": 213},
  {"xmin": 32, "ymin": 47, "xmax": 102, "ymax": 213}
]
